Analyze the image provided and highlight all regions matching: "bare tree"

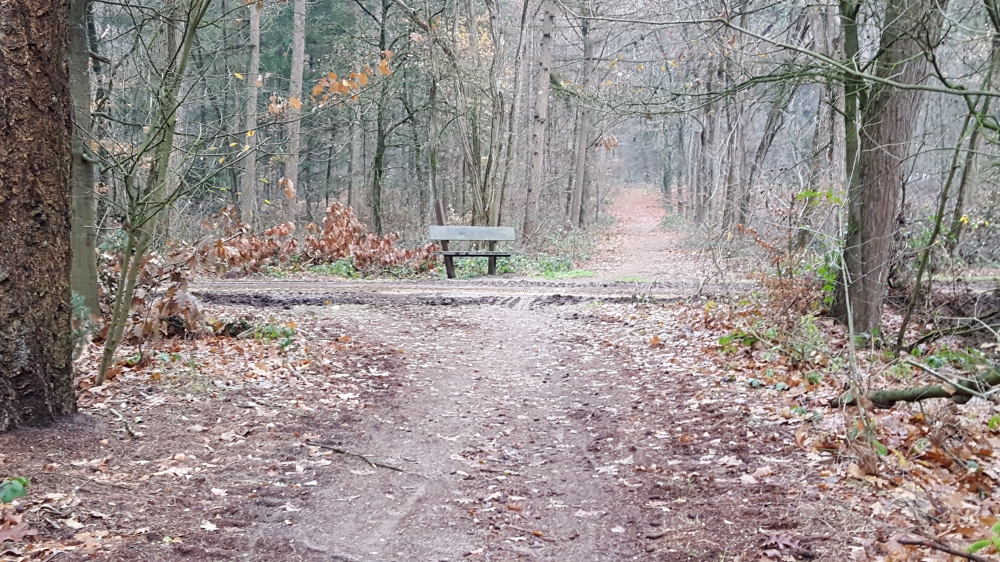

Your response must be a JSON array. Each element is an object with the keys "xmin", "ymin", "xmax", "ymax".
[
  {"xmin": 240, "ymin": 0, "xmax": 261, "ymax": 225},
  {"xmin": 523, "ymin": 6, "xmax": 554, "ymax": 238},
  {"xmin": 834, "ymin": 0, "xmax": 950, "ymax": 332},
  {"xmin": 284, "ymin": 0, "xmax": 306, "ymax": 219}
]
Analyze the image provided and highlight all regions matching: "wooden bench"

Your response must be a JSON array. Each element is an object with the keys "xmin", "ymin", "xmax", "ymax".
[{"xmin": 429, "ymin": 225, "xmax": 517, "ymax": 279}]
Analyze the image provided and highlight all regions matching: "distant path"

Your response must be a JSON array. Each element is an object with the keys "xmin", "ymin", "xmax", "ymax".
[{"xmin": 585, "ymin": 185, "xmax": 709, "ymax": 284}]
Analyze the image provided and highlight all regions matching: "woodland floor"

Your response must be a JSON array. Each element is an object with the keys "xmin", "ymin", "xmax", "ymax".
[{"xmin": 2, "ymin": 185, "xmax": 998, "ymax": 562}]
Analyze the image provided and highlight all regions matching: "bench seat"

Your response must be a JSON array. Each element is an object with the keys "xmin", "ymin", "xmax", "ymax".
[
  {"xmin": 429, "ymin": 225, "xmax": 517, "ymax": 278},
  {"xmin": 435, "ymin": 251, "xmax": 515, "ymax": 257}
]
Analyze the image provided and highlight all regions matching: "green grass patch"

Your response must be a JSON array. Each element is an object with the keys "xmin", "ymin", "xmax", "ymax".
[
  {"xmin": 307, "ymin": 257, "xmax": 358, "ymax": 278},
  {"xmin": 446, "ymin": 253, "xmax": 587, "ymax": 279}
]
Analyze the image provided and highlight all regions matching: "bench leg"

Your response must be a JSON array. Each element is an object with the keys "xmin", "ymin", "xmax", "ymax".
[
  {"xmin": 488, "ymin": 256, "xmax": 497, "ymax": 275},
  {"xmin": 445, "ymin": 255, "xmax": 456, "ymax": 279}
]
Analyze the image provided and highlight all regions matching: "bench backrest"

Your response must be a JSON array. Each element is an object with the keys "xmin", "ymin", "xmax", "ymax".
[{"xmin": 429, "ymin": 225, "xmax": 515, "ymax": 241}]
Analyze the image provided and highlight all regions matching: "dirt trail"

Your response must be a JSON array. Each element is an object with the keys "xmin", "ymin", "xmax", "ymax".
[
  {"xmin": 585, "ymin": 186, "xmax": 708, "ymax": 283},
  {"xmin": 275, "ymin": 290, "xmax": 855, "ymax": 562},
  {"xmin": 210, "ymin": 185, "xmax": 844, "ymax": 561},
  {"xmin": 293, "ymin": 304, "xmax": 649, "ymax": 560}
]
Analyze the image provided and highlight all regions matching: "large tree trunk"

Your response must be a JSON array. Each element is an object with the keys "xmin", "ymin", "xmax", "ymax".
[
  {"xmin": 833, "ymin": 0, "xmax": 949, "ymax": 332},
  {"xmin": 521, "ymin": 6, "xmax": 553, "ymax": 239},
  {"xmin": 69, "ymin": 0, "xmax": 99, "ymax": 314},
  {"xmin": 240, "ymin": 1, "xmax": 260, "ymax": 225},
  {"xmin": 284, "ymin": 0, "xmax": 306, "ymax": 221},
  {"xmin": 0, "ymin": 0, "xmax": 76, "ymax": 429}
]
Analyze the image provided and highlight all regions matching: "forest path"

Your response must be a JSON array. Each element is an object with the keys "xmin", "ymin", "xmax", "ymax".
[
  {"xmin": 198, "ymin": 185, "xmax": 834, "ymax": 561},
  {"xmin": 584, "ymin": 185, "xmax": 708, "ymax": 284}
]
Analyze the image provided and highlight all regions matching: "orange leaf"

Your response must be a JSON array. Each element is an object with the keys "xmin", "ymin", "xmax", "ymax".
[{"xmin": 288, "ymin": 96, "xmax": 302, "ymax": 110}]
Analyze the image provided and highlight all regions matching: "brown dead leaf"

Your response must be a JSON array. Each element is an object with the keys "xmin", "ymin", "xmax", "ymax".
[{"xmin": 0, "ymin": 510, "xmax": 38, "ymax": 543}]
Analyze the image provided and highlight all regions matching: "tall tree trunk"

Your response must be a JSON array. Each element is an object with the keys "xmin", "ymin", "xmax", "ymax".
[
  {"xmin": 371, "ymin": 0, "xmax": 391, "ymax": 235},
  {"xmin": 721, "ymin": 101, "xmax": 741, "ymax": 230},
  {"xmin": 0, "ymin": 0, "xmax": 76, "ymax": 429},
  {"xmin": 493, "ymin": 0, "xmax": 530, "ymax": 231},
  {"xmin": 522, "ymin": 6, "xmax": 553, "ymax": 239},
  {"xmin": 483, "ymin": 0, "xmax": 508, "ymax": 228},
  {"xmin": 695, "ymin": 106, "xmax": 712, "ymax": 224},
  {"xmin": 348, "ymin": 103, "xmax": 362, "ymax": 210},
  {"xmin": 372, "ymin": 85, "xmax": 388, "ymax": 235},
  {"xmin": 569, "ymin": 11, "xmax": 593, "ymax": 229},
  {"xmin": 69, "ymin": 0, "xmax": 99, "ymax": 313},
  {"xmin": 833, "ymin": 0, "xmax": 949, "ymax": 332},
  {"xmin": 427, "ymin": 79, "xmax": 439, "ymax": 213},
  {"xmin": 240, "ymin": 1, "xmax": 260, "ymax": 225},
  {"xmin": 284, "ymin": 0, "xmax": 306, "ymax": 222}
]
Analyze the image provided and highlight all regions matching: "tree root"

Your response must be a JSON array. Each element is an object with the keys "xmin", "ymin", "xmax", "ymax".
[
  {"xmin": 831, "ymin": 364, "xmax": 999, "ymax": 408},
  {"xmin": 306, "ymin": 440, "xmax": 403, "ymax": 472}
]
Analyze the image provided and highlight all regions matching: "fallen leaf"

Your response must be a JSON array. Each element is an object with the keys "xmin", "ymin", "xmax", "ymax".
[{"xmin": 0, "ymin": 511, "xmax": 39, "ymax": 542}]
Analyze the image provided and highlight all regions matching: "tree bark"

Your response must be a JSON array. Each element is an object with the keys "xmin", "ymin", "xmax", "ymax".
[
  {"xmin": 284, "ymin": 0, "xmax": 306, "ymax": 222},
  {"xmin": 0, "ymin": 0, "xmax": 76, "ymax": 429},
  {"xmin": 240, "ymin": 0, "xmax": 261, "ymax": 226},
  {"xmin": 522, "ymin": 7, "xmax": 553, "ymax": 239},
  {"xmin": 69, "ymin": 0, "xmax": 99, "ymax": 314},
  {"xmin": 834, "ymin": 0, "xmax": 949, "ymax": 333}
]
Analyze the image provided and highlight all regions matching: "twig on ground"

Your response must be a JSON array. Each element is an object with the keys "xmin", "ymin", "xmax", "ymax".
[
  {"xmin": 109, "ymin": 408, "xmax": 138, "ymax": 438},
  {"xmin": 306, "ymin": 440, "xmax": 403, "ymax": 472},
  {"xmin": 898, "ymin": 538, "xmax": 992, "ymax": 562}
]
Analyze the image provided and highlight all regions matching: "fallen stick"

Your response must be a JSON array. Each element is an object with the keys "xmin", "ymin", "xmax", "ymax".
[
  {"xmin": 109, "ymin": 408, "xmax": 138, "ymax": 438},
  {"xmin": 831, "ymin": 364, "xmax": 1000, "ymax": 408},
  {"xmin": 306, "ymin": 441, "xmax": 403, "ymax": 472},
  {"xmin": 898, "ymin": 539, "xmax": 993, "ymax": 562}
]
